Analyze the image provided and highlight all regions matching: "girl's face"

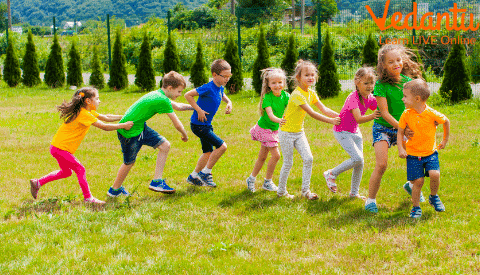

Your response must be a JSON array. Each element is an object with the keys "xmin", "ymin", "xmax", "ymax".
[
  {"xmin": 384, "ymin": 50, "xmax": 403, "ymax": 77},
  {"xmin": 87, "ymin": 90, "xmax": 100, "ymax": 111},
  {"xmin": 297, "ymin": 65, "xmax": 316, "ymax": 88},
  {"xmin": 268, "ymin": 75, "xmax": 284, "ymax": 96},
  {"xmin": 356, "ymin": 76, "xmax": 375, "ymax": 98}
]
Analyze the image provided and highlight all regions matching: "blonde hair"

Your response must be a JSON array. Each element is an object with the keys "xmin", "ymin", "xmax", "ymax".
[
  {"xmin": 162, "ymin": 71, "xmax": 186, "ymax": 89},
  {"xmin": 354, "ymin": 66, "xmax": 377, "ymax": 104},
  {"xmin": 211, "ymin": 59, "xmax": 231, "ymax": 74},
  {"xmin": 293, "ymin": 59, "xmax": 318, "ymax": 88},
  {"xmin": 377, "ymin": 44, "xmax": 423, "ymax": 85},
  {"xmin": 258, "ymin": 68, "xmax": 287, "ymax": 116},
  {"xmin": 404, "ymin": 79, "xmax": 431, "ymax": 101}
]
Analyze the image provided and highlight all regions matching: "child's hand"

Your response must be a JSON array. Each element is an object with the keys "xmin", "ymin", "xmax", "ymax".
[
  {"xmin": 437, "ymin": 139, "xmax": 448, "ymax": 150},
  {"xmin": 279, "ymin": 118, "xmax": 287, "ymax": 126},
  {"xmin": 404, "ymin": 124, "xmax": 415, "ymax": 140},
  {"xmin": 197, "ymin": 109, "xmax": 209, "ymax": 122},
  {"xmin": 372, "ymin": 110, "xmax": 381, "ymax": 119},
  {"xmin": 123, "ymin": 121, "xmax": 134, "ymax": 130},
  {"xmin": 331, "ymin": 117, "xmax": 341, "ymax": 125},
  {"xmin": 181, "ymin": 134, "xmax": 188, "ymax": 142},
  {"xmin": 225, "ymin": 103, "xmax": 232, "ymax": 114},
  {"xmin": 398, "ymin": 148, "xmax": 407, "ymax": 158}
]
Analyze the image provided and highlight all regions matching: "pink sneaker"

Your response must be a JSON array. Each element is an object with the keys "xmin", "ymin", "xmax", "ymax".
[
  {"xmin": 84, "ymin": 197, "xmax": 106, "ymax": 204},
  {"xmin": 323, "ymin": 170, "xmax": 337, "ymax": 193}
]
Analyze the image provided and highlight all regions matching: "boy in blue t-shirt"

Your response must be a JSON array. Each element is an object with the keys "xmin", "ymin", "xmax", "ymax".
[{"xmin": 184, "ymin": 59, "xmax": 233, "ymax": 187}]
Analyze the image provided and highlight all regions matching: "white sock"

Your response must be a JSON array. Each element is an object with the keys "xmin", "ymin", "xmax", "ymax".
[
  {"xmin": 202, "ymin": 167, "xmax": 212, "ymax": 174},
  {"xmin": 249, "ymin": 174, "xmax": 256, "ymax": 180},
  {"xmin": 264, "ymin": 178, "xmax": 272, "ymax": 183},
  {"xmin": 408, "ymin": 181, "xmax": 413, "ymax": 188},
  {"xmin": 191, "ymin": 171, "xmax": 198, "ymax": 178},
  {"xmin": 365, "ymin": 198, "xmax": 376, "ymax": 205}
]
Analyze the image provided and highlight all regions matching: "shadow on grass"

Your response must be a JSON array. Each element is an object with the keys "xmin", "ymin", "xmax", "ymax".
[{"xmin": 218, "ymin": 189, "xmax": 278, "ymax": 211}]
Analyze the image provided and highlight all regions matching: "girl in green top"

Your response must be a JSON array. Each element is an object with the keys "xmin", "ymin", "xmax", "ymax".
[
  {"xmin": 365, "ymin": 44, "xmax": 424, "ymax": 213},
  {"xmin": 246, "ymin": 68, "xmax": 290, "ymax": 192}
]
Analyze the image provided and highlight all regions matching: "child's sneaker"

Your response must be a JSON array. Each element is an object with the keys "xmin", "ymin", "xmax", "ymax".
[
  {"xmin": 365, "ymin": 202, "xmax": 378, "ymax": 213},
  {"xmin": 186, "ymin": 175, "xmax": 204, "ymax": 186},
  {"xmin": 107, "ymin": 186, "xmax": 130, "ymax": 197},
  {"xmin": 428, "ymin": 195, "xmax": 445, "ymax": 212},
  {"xmin": 349, "ymin": 193, "xmax": 366, "ymax": 200},
  {"xmin": 323, "ymin": 170, "xmax": 337, "ymax": 193},
  {"xmin": 262, "ymin": 179, "xmax": 278, "ymax": 192},
  {"xmin": 277, "ymin": 191, "xmax": 294, "ymax": 199},
  {"xmin": 84, "ymin": 197, "xmax": 106, "ymax": 204},
  {"xmin": 246, "ymin": 177, "xmax": 256, "ymax": 192},
  {"xmin": 198, "ymin": 171, "xmax": 216, "ymax": 188},
  {"xmin": 149, "ymin": 179, "xmax": 176, "ymax": 194},
  {"xmin": 403, "ymin": 181, "xmax": 425, "ymax": 202},
  {"xmin": 30, "ymin": 179, "xmax": 40, "ymax": 199},
  {"xmin": 301, "ymin": 190, "xmax": 318, "ymax": 200},
  {"xmin": 409, "ymin": 206, "xmax": 422, "ymax": 218}
]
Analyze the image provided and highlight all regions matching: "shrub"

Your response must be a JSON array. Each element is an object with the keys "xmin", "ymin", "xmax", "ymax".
[
  {"xmin": 161, "ymin": 33, "xmax": 180, "ymax": 87},
  {"xmin": 190, "ymin": 40, "xmax": 208, "ymax": 88},
  {"xmin": 316, "ymin": 31, "xmax": 341, "ymax": 98},
  {"xmin": 89, "ymin": 46, "xmax": 105, "ymax": 89},
  {"xmin": 439, "ymin": 42, "xmax": 472, "ymax": 103},
  {"xmin": 135, "ymin": 33, "xmax": 156, "ymax": 91},
  {"xmin": 66, "ymin": 41, "xmax": 83, "ymax": 87},
  {"xmin": 44, "ymin": 34, "xmax": 65, "ymax": 88},
  {"xmin": 223, "ymin": 35, "xmax": 243, "ymax": 94},
  {"xmin": 3, "ymin": 37, "xmax": 21, "ymax": 87},
  {"xmin": 362, "ymin": 33, "xmax": 378, "ymax": 67},
  {"xmin": 252, "ymin": 25, "xmax": 270, "ymax": 94},
  {"xmin": 108, "ymin": 28, "xmax": 129, "ymax": 90},
  {"xmin": 22, "ymin": 30, "xmax": 41, "ymax": 87},
  {"xmin": 281, "ymin": 33, "xmax": 298, "ymax": 93}
]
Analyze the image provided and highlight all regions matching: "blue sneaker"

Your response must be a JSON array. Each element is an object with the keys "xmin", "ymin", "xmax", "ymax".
[
  {"xmin": 107, "ymin": 186, "xmax": 130, "ymax": 197},
  {"xmin": 198, "ymin": 171, "xmax": 216, "ymax": 188},
  {"xmin": 403, "ymin": 181, "xmax": 425, "ymax": 202},
  {"xmin": 148, "ymin": 179, "xmax": 175, "ymax": 194},
  {"xmin": 365, "ymin": 202, "xmax": 378, "ymax": 213},
  {"xmin": 429, "ymin": 195, "xmax": 445, "ymax": 212},
  {"xmin": 409, "ymin": 206, "xmax": 422, "ymax": 218},
  {"xmin": 186, "ymin": 175, "xmax": 204, "ymax": 186}
]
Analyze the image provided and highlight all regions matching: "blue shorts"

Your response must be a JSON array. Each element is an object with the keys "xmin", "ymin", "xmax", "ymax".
[
  {"xmin": 191, "ymin": 123, "xmax": 224, "ymax": 153},
  {"xmin": 406, "ymin": 151, "xmax": 440, "ymax": 181},
  {"xmin": 117, "ymin": 123, "xmax": 166, "ymax": 165},
  {"xmin": 372, "ymin": 121, "xmax": 398, "ymax": 147}
]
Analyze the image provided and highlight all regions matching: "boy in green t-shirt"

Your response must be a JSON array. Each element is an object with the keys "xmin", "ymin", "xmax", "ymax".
[{"xmin": 108, "ymin": 71, "xmax": 193, "ymax": 197}]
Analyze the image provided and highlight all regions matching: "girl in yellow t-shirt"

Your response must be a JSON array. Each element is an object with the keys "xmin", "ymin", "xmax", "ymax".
[
  {"xmin": 29, "ymin": 87, "xmax": 133, "ymax": 204},
  {"xmin": 277, "ymin": 60, "xmax": 341, "ymax": 200}
]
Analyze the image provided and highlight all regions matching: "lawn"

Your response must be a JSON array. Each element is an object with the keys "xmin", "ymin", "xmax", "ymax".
[{"xmin": 1, "ymin": 84, "xmax": 479, "ymax": 274}]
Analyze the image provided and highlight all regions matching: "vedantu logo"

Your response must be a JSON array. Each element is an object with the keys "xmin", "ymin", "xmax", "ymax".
[{"xmin": 365, "ymin": 0, "xmax": 479, "ymax": 31}]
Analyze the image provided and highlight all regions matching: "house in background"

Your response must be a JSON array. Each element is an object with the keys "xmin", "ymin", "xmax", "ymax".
[{"xmin": 63, "ymin": 21, "xmax": 82, "ymax": 30}]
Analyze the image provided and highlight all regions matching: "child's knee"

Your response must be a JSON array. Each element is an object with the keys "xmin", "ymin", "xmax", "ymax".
[
  {"xmin": 303, "ymin": 154, "xmax": 313, "ymax": 165},
  {"xmin": 376, "ymin": 161, "xmax": 388, "ymax": 174},
  {"xmin": 412, "ymin": 178, "xmax": 424, "ymax": 187},
  {"xmin": 158, "ymin": 140, "xmax": 171, "ymax": 152},
  {"xmin": 428, "ymin": 170, "xmax": 440, "ymax": 180},
  {"xmin": 59, "ymin": 169, "xmax": 73, "ymax": 178},
  {"xmin": 353, "ymin": 157, "xmax": 364, "ymax": 167},
  {"xmin": 219, "ymin": 142, "xmax": 227, "ymax": 152}
]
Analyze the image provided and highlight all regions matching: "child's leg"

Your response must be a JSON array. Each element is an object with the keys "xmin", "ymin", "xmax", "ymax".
[
  {"xmin": 331, "ymin": 132, "xmax": 364, "ymax": 194},
  {"xmin": 251, "ymin": 145, "xmax": 269, "ymax": 178},
  {"xmin": 265, "ymin": 146, "xmax": 281, "ymax": 180},
  {"xmin": 278, "ymin": 131, "xmax": 296, "ymax": 194},
  {"xmin": 153, "ymin": 141, "xmax": 170, "ymax": 180},
  {"xmin": 194, "ymin": 152, "xmax": 212, "ymax": 173},
  {"xmin": 428, "ymin": 170, "xmax": 440, "ymax": 196},
  {"xmin": 205, "ymin": 143, "xmax": 227, "ymax": 170},
  {"xmin": 367, "ymin": 141, "xmax": 389, "ymax": 200},
  {"xmin": 411, "ymin": 177, "xmax": 424, "ymax": 207},
  {"xmin": 113, "ymin": 163, "xmax": 135, "ymax": 189},
  {"xmin": 38, "ymin": 146, "xmax": 73, "ymax": 186},
  {"xmin": 294, "ymin": 132, "xmax": 314, "ymax": 194}
]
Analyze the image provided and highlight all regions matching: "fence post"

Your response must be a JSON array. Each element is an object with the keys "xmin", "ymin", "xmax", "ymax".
[
  {"xmin": 317, "ymin": 3, "xmax": 322, "ymax": 66},
  {"xmin": 412, "ymin": 0, "xmax": 416, "ymax": 42},
  {"xmin": 167, "ymin": 10, "xmax": 171, "ymax": 35},
  {"xmin": 236, "ymin": 8, "xmax": 241, "ymax": 63},
  {"xmin": 301, "ymin": 0, "xmax": 305, "ymax": 35},
  {"xmin": 107, "ymin": 14, "xmax": 111, "ymax": 69}
]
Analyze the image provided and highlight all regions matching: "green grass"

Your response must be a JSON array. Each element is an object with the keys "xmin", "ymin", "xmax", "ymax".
[{"xmin": 1, "ymin": 85, "xmax": 480, "ymax": 274}]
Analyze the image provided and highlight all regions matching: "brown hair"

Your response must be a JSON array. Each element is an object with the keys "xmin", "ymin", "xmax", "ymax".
[
  {"xmin": 258, "ymin": 67, "xmax": 287, "ymax": 116},
  {"xmin": 210, "ymin": 59, "xmax": 231, "ymax": 74},
  {"xmin": 377, "ymin": 44, "xmax": 423, "ymax": 85},
  {"xmin": 57, "ymin": 87, "xmax": 97, "ymax": 124},
  {"xmin": 404, "ymin": 79, "xmax": 431, "ymax": 101},
  {"xmin": 162, "ymin": 71, "xmax": 186, "ymax": 89},
  {"xmin": 292, "ymin": 59, "xmax": 318, "ymax": 88},
  {"xmin": 354, "ymin": 66, "xmax": 376, "ymax": 104}
]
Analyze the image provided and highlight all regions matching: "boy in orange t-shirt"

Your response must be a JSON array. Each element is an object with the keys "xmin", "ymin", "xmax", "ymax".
[{"xmin": 397, "ymin": 79, "xmax": 450, "ymax": 218}]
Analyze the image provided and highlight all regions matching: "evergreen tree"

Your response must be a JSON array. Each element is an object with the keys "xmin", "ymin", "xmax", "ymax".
[
  {"xmin": 3, "ymin": 37, "xmax": 21, "ymax": 87},
  {"xmin": 252, "ymin": 25, "xmax": 270, "ymax": 95},
  {"xmin": 468, "ymin": 42, "xmax": 480, "ymax": 83},
  {"xmin": 190, "ymin": 40, "xmax": 208, "ymax": 88},
  {"xmin": 44, "ymin": 34, "xmax": 65, "ymax": 88},
  {"xmin": 22, "ymin": 30, "xmax": 41, "ymax": 87},
  {"xmin": 223, "ymin": 35, "xmax": 243, "ymax": 93},
  {"xmin": 161, "ymin": 33, "xmax": 180, "ymax": 87},
  {"xmin": 108, "ymin": 28, "xmax": 129, "ymax": 90},
  {"xmin": 89, "ymin": 46, "xmax": 105, "ymax": 89},
  {"xmin": 281, "ymin": 33, "xmax": 298, "ymax": 93},
  {"xmin": 439, "ymin": 43, "xmax": 472, "ymax": 103},
  {"xmin": 316, "ymin": 31, "xmax": 341, "ymax": 98},
  {"xmin": 362, "ymin": 33, "xmax": 378, "ymax": 67},
  {"xmin": 135, "ymin": 32, "xmax": 156, "ymax": 91},
  {"xmin": 66, "ymin": 41, "xmax": 83, "ymax": 87}
]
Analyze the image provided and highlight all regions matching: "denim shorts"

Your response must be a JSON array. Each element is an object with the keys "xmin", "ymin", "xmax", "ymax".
[
  {"xmin": 191, "ymin": 123, "xmax": 224, "ymax": 153},
  {"xmin": 117, "ymin": 123, "xmax": 166, "ymax": 165},
  {"xmin": 372, "ymin": 121, "xmax": 398, "ymax": 147},
  {"xmin": 406, "ymin": 151, "xmax": 440, "ymax": 181}
]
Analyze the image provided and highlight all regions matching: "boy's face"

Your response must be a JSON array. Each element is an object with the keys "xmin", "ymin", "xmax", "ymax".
[
  {"xmin": 164, "ymin": 85, "xmax": 185, "ymax": 100},
  {"xmin": 212, "ymin": 69, "xmax": 232, "ymax": 87},
  {"xmin": 402, "ymin": 88, "xmax": 418, "ymax": 108}
]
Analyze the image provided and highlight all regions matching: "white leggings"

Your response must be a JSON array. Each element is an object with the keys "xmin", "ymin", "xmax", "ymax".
[
  {"xmin": 278, "ymin": 131, "xmax": 313, "ymax": 195},
  {"xmin": 331, "ymin": 131, "xmax": 364, "ymax": 195}
]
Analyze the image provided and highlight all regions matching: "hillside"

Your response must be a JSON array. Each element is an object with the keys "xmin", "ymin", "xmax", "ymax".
[{"xmin": 8, "ymin": 0, "xmax": 208, "ymax": 26}]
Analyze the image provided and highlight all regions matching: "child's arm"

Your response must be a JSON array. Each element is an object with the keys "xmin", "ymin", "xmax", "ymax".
[
  {"xmin": 97, "ymin": 114, "xmax": 123, "ymax": 122},
  {"xmin": 352, "ymin": 108, "xmax": 381, "ymax": 124},
  {"xmin": 300, "ymin": 104, "xmax": 341, "ymax": 125},
  {"xmin": 171, "ymin": 100, "xmax": 194, "ymax": 111},
  {"xmin": 265, "ymin": 107, "xmax": 286, "ymax": 125},
  {"xmin": 222, "ymin": 93, "xmax": 233, "ymax": 114},
  {"xmin": 184, "ymin": 89, "xmax": 209, "ymax": 122},
  {"xmin": 438, "ymin": 118, "xmax": 450, "ymax": 149},
  {"xmin": 397, "ymin": 127, "xmax": 408, "ymax": 158},
  {"xmin": 313, "ymin": 100, "xmax": 339, "ymax": 118},
  {"xmin": 166, "ymin": 112, "xmax": 188, "ymax": 142},
  {"xmin": 376, "ymin": 97, "xmax": 399, "ymax": 128},
  {"xmin": 92, "ymin": 120, "xmax": 133, "ymax": 131}
]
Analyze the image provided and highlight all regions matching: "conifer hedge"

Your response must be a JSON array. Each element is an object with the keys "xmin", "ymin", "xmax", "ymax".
[
  {"xmin": 66, "ymin": 41, "xmax": 83, "ymax": 87},
  {"xmin": 252, "ymin": 25, "xmax": 270, "ymax": 95},
  {"xmin": 3, "ymin": 37, "xmax": 21, "ymax": 87},
  {"xmin": 190, "ymin": 40, "xmax": 208, "ymax": 88},
  {"xmin": 223, "ymin": 36, "xmax": 243, "ymax": 94},
  {"xmin": 362, "ymin": 33, "xmax": 378, "ymax": 67},
  {"xmin": 44, "ymin": 34, "xmax": 65, "ymax": 88},
  {"xmin": 135, "ymin": 33, "xmax": 156, "ymax": 91},
  {"xmin": 89, "ymin": 46, "xmax": 105, "ymax": 89},
  {"xmin": 281, "ymin": 33, "xmax": 298, "ymax": 93},
  {"xmin": 439, "ymin": 43, "xmax": 472, "ymax": 103},
  {"xmin": 108, "ymin": 28, "xmax": 128, "ymax": 90},
  {"xmin": 161, "ymin": 33, "xmax": 180, "ymax": 87},
  {"xmin": 22, "ymin": 31, "xmax": 41, "ymax": 87},
  {"xmin": 316, "ymin": 31, "xmax": 341, "ymax": 98}
]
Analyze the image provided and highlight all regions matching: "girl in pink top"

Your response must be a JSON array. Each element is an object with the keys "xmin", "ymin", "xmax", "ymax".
[{"xmin": 323, "ymin": 67, "xmax": 380, "ymax": 198}]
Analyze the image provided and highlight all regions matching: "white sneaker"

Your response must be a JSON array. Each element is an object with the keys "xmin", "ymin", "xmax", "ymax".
[
  {"xmin": 262, "ymin": 179, "xmax": 278, "ymax": 192},
  {"xmin": 246, "ymin": 176, "xmax": 256, "ymax": 192}
]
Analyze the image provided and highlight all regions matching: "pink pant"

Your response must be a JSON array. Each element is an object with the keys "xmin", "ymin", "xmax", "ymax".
[{"xmin": 38, "ymin": 145, "xmax": 92, "ymax": 199}]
